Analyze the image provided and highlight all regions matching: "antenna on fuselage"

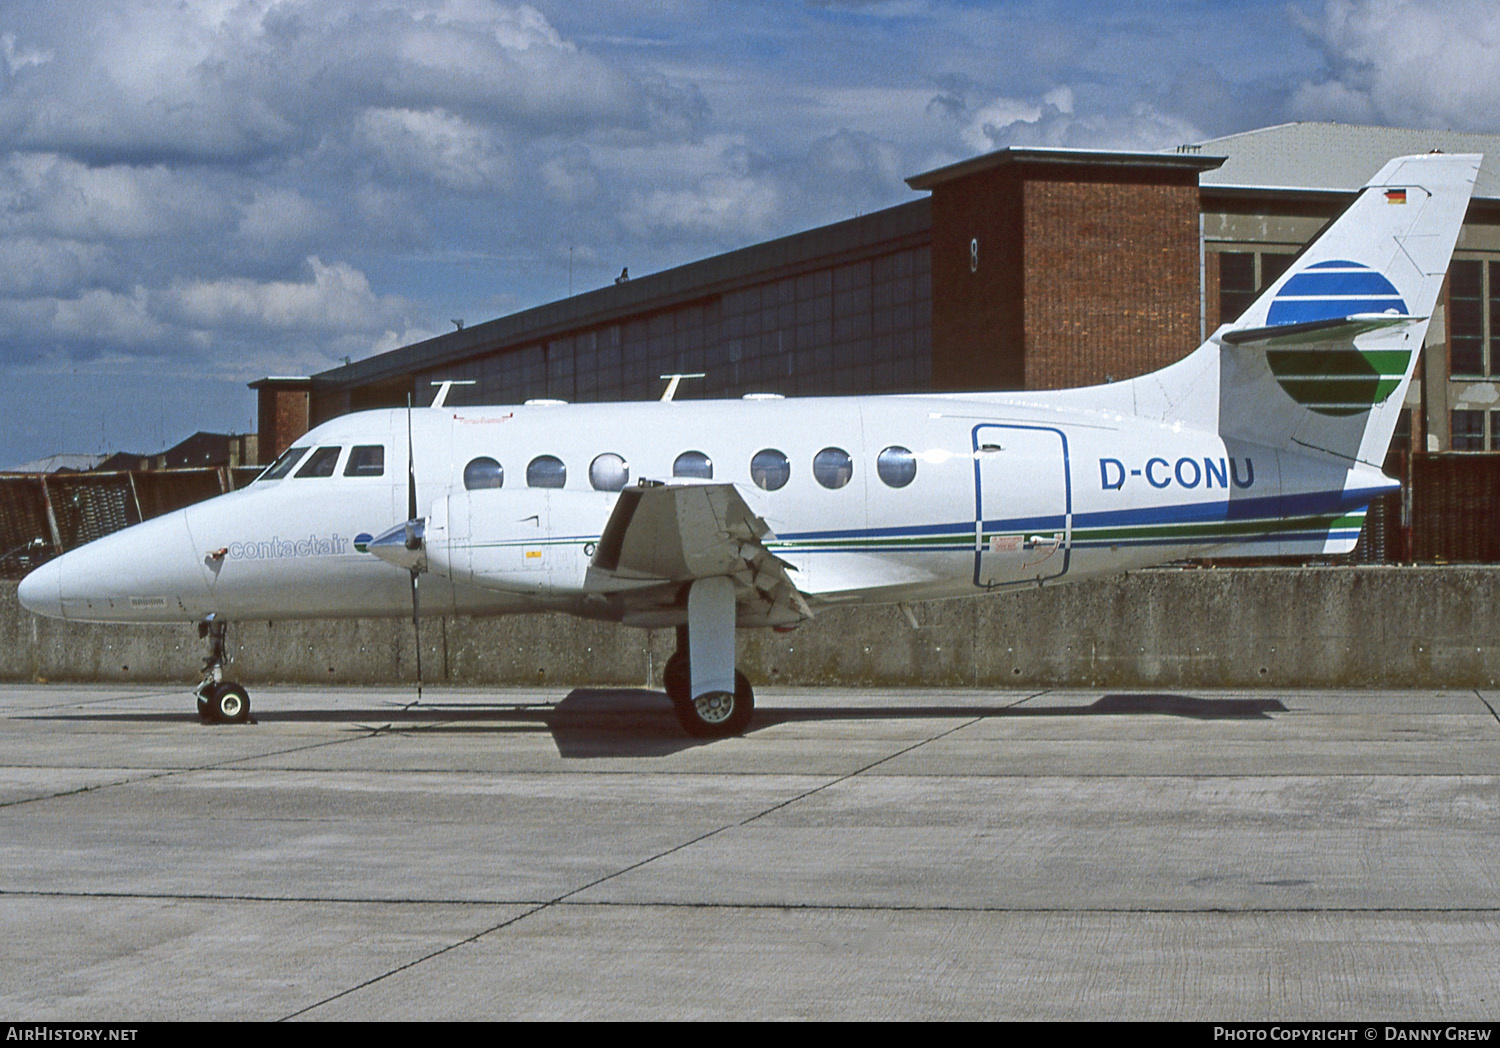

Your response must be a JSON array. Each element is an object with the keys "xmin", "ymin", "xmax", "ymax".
[
  {"xmin": 659, "ymin": 373, "xmax": 705, "ymax": 402},
  {"xmin": 429, "ymin": 379, "xmax": 475, "ymax": 408}
]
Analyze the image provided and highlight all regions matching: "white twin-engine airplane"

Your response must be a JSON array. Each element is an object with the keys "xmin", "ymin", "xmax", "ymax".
[{"xmin": 18, "ymin": 153, "xmax": 1480, "ymax": 736}]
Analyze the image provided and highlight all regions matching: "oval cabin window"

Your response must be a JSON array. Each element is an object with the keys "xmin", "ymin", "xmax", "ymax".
[
  {"xmin": 750, "ymin": 449, "xmax": 790, "ymax": 491},
  {"xmin": 589, "ymin": 453, "xmax": 630, "ymax": 491},
  {"xmin": 813, "ymin": 447, "xmax": 853, "ymax": 489},
  {"xmin": 464, "ymin": 457, "xmax": 504, "ymax": 490},
  {"xmin": 876, "ymin": 446, "xmax": 917, "ymax": 488},
  {"xmin": 673, "ymin": 450, "xmax": 713, "ymax": 479},
  {"xmin": 526, "ymin": 455, "xmax": 567, "ymax": 489}
]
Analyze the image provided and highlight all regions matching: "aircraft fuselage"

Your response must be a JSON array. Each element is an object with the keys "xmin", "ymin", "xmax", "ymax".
[{"xmin": 17, "ymin": 392, "xmax": 1390, "ymax": 626}]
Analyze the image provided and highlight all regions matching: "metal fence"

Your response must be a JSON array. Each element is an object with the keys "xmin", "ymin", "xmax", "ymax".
[
  {"xmin": 0, "ymin": 467, "xmax": 260, "ymax": 580},
  {"xmin": 1410, "ymin": 453, "xmax": 1500, "ymax": 563}
]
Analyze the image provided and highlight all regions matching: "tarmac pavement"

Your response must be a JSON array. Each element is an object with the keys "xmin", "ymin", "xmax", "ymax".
[{"xmin": 0, "ymin": 682, "xmax": 1497, "ymax": 1020}]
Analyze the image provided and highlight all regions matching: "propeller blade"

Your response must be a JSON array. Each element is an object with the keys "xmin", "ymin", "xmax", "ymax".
[
  {"xmin": 407, "ymin": 393, "xmax": 418, "ymax": 523},
  {"xmin": 406, "ymin": 391, "xmax": 422, "ymax": 705},
  {"xmin": 409, "ymin": 567, "xmax": 423, "ymax": 704}
]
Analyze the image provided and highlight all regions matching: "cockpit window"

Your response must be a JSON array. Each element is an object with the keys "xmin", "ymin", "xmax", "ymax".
[
  {"xmin": 259, "ymin": 445, "xmax": 309, "ymax": 482},
  {"xmin": 527, "ymin": 455, "xmax": 566, "ymax": 489},
  {"xmin": 344, "ymin": 445, "xmax": 385, "ymax": 478},
  {"xmin": 294, "ymin": 446, "xmax": 342, "ymax": 478},
  {"xmin": 464, "ymin": 456, "xmax": 504, "ymax": 490}
]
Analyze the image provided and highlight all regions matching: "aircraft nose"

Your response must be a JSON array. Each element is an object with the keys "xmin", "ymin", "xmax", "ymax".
[
  {"xmin": 17, "ymin": 557, "xmax": 63, "ymax": 619},
  {"xmin": 15, "ymin": 510, "xmax": 213, "ymax": 622}
]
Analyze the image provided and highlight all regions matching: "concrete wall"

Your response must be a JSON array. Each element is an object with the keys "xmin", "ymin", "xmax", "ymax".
[{"xmin": 4, "ymin": 567, "xmax": 1497, "ymax": 690}]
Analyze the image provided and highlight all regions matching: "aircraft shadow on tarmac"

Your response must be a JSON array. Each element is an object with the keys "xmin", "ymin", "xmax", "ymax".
[{"xmin": 29, "ymin": 689, "xmax": 1288, "ymax": 758}]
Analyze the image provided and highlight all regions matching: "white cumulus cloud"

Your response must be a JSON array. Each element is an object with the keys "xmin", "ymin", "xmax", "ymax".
[
  {"xmin": 1292, "ymin": 0, "xmax": 1500, "ymax": 131},
  {"xmin": 354, "ymin": 107, "xmax": 509, "ymax": 191},
  {"xmin": 163, "ymin": 256, "xmax": 406, "ymax": 333}
]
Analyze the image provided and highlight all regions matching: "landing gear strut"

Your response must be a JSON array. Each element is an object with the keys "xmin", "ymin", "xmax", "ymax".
[
  {"xmin": 195, "ymin": 616, "xmax": 251, "ymax": 724},
  {"xmin": 663, "ymin": 579, "xmax": 755, "ymax": 738}
]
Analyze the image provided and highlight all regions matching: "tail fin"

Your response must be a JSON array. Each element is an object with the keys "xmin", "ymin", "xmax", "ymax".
[{"xmin": 1211, "ymin": 152, "xmax": 1480, "ymax": 464}]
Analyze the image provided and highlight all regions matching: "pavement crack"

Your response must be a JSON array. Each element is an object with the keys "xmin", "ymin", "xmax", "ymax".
[
  {"xmin": 1474, "ymin": 689, "xmax": 1500, "ymax": 728},
  {"xmin": 0, "ymin": 724, "xmax": 416, "ymax": 810},
  {"xmin": 739, "ymin": 689, "xmax": 1044, "ymax": 826},
  {"xmin": 280, "ymin": 690, "xmax": 1048, "ymax": 1020}
]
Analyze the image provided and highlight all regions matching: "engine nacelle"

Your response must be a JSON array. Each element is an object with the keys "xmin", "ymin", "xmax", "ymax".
[{"xmin": 424, "ymin": 488, "xmax": 615, "ymax": 594}]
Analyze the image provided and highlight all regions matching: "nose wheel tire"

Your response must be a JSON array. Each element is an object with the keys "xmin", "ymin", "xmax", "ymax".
[
  {"xmin": 199, "ymin": 682, "xmax": 251, "ymax": 724},
  {"xmin": 671, "ymin": 669, "xmax": 754, "ymax": 738}
]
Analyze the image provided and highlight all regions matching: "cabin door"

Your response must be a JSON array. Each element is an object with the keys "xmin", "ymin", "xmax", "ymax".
[{"xmin": 972, "ymin": 424, "xmax": 1072, "ymax": 587}]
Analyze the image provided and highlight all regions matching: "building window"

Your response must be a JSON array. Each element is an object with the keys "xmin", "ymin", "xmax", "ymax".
[
  {"xmin": 1492, "ymin": 263, "xmax": 1500, "ymax": 375},
  {"xmin": 1452, "ymin": 410, "xmax": 1485, "ymax": 451},
  {"xmin": 1450, "ymin": 260, "xmax": 1484, "ymax": 376},
  {"xmin": 1260, "ymin": 253, "xmax": 1293, "ymax": 289},
  {"xmin": 1218, "ymin": 251, "xmax": 1296, "ymax": 326},
  {"xmin": 1491, "ymin": 411, "xmax": 1500, "ymax": 452},
  {"xmin": 1391, "ymin": 410, "xmax": 1412, "ymax": 455}
]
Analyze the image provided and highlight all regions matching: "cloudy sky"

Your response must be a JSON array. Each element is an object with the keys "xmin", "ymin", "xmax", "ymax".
[{"xmin": 2, "ymin": 0, "xmax": 1497, "ymax": 467}]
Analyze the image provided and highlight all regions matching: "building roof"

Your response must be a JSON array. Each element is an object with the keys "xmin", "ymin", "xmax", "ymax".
[
  {"xmin": 1182, "ymin": 122, "xmax": 1500, "ymax": 200},
  {"xmin": 4, "ymin": 453, "xmax": 106, "ymax": 474},
  {"xmin": 310, "ymin": 199, "xmax": 931, "ymax": 394},
  {"xmin": 906, "ymin": 145, "xmax": 1223, "ymax": 191},
  {"xmin": 291, "ymin": 125, "xmax": 1499, "ymax": 398}
]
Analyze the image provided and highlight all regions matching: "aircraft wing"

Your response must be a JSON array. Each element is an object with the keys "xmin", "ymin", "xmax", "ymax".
[{"xmin": 586, "ymin": 482, "xmax": 812, "ymax": 625}]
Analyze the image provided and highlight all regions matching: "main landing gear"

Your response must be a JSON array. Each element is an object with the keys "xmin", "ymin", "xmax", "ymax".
[
  {"xmin": 195, "ymin": 616, "xmax": 251, "ymax": 724},
  {"xmin": 663, "ymin": 578, "xmax": 755, "ymax": 738}
]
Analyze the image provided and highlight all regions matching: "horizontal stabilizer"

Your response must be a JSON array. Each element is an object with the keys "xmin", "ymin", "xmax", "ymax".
[{"xmin": 1218, "ymin": 312, "xmax": 1425, "ymax": 348}]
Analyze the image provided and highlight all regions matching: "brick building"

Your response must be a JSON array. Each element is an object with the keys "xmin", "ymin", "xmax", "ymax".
[{"xmin": 257, "ymin": 123, "xmax": 1500, "ymax": 475}]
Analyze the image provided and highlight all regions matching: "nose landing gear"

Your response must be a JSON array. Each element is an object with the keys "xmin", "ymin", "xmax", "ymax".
[{"xmin": 195, "ymin": 617, "xmax": 251, "ymax": 724}]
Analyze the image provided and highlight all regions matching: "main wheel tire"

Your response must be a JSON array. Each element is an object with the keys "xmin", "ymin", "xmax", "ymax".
[
  {"xmin": 212, "ymin": 682, "xmax": 251, "ymax": 724},
  {"xmin": 663, "ymin": 652, "xmax": 690, "ymax": 704},
  {"xmin": 673, "ymin": 670, "xmax": 753, "ymax": 738}
]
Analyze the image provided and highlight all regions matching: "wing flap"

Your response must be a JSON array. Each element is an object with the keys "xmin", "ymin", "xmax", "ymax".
[{"xmin": 588, "ymin": 482, "xmax": 812, "ymax": 623}]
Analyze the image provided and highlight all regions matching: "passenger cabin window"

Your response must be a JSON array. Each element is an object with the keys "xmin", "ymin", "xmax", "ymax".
[
  {"xmin": 589, "ymin": 453, "xmax": 629, "ymax": 492},
  {"xmin": 673, "ymin": 450, "xmax": 713, "ymax": 479},
  {"xmin": 464, "ymin": 457, "xmax": 504, "ymax": 490},
  {"xmin": 259, "ymin": 445, "xmax": 309, "ymax": 481},
  {"xmin": 344, "ymin": 445, "xmax": 385, "ymax": 477},
  {"xmin": 527, "ymin": 455, "xmax": 566, "ymax": 488},
  {"xmin": 813, "ymin": 447, "xmax": 853, "ymax": 489},
  {"xmin": 750, "ymin": 449, "xmax": 790, "ymax": 491},
  {"xmin": 876, "ymin": 446, "xmax": 917, "ymax": 488},
  {"xmin": 294, "ymin": 446, "xmax": 341, "ymax": 478}
]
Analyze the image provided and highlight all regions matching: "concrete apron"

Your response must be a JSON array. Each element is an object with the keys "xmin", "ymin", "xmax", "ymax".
[{"xmin": 3, "ymin": 566, "xmax": 1496, "ymax": 689}]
